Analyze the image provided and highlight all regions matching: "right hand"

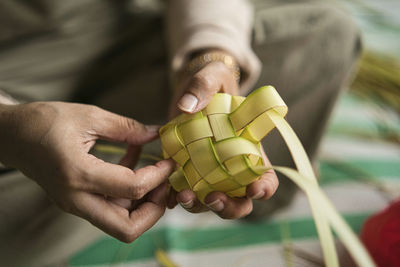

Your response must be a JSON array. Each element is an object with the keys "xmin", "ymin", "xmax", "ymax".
[
  {"xmin": 0, "ymin": 102, "xmax": 174, "ymax": 242},
  {"xmin": 167, "ymin": 54, "xmax": 279, "ymax": 220}
]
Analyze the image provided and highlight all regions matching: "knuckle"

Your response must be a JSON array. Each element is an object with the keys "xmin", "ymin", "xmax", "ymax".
[
  {"xmin": 89, "ymin": 104, "xmax": 102, "ymax": 113},
  {"xmin": 121, "ymin": 166, "xmax": 135, "ymax": 178},
  {"xmin": 155, "ymin": 160, "xmax": 171, "ymax": 174},
  {"xmin": 78, "ymin": 167, "xmax": 92, "ymax": 186},
  {"xmin": 129, "ymin": 182, "xmax": 146, "ymax": 199},
  {"xmin": 86, "ymin": 105, "xmax": 102, "ymax": 119},
  {"xmin": 265, "ymin": 176, "xmax": 279, "ymax": 199},
  {"xmin": 211, "ymin": 61, "xmax": 231, "ymax": 75},
  {"xmin": 119, "ymin": 234, "xmax": 136, "ymax": 243},
  {"xmin": 121, "ymin": 117, "xmax": 140, "ymax": 132},
  {"xmin": 242, "ymin": 203, "xmax": 253, "ymax": 217},
  {"xmin": 272, "ymin": 176, "xmax": 279, "ymax": 191},
  {"xmin": 191, "ymin": 72, "xmax": 215, "ymax": 92},
  {"xmin": 119, "ymin": 222, "xmax": 139, "ymax": 243},
  {"xmin": 63, "ymin": 168, "xmax": 87, "ymax": 190}
]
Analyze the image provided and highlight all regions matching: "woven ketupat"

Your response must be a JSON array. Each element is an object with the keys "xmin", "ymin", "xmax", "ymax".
[
  {"xmin": 160, "ymin": 86, "xmax": 287, "ymax": 203},
  {"xmin": 160, "ymin": 86, "xmax": 375, "ymax": 267}
]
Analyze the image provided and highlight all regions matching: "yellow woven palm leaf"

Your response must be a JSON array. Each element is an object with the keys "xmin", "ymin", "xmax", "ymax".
[{"xmin": 159, "ymin": 86, "xmax": 375, "ymax": 267}]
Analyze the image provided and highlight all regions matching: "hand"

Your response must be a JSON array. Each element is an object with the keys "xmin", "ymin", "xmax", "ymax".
[
  {"xmin": 168, "ymin": 51, "xmax": 279, "ymax": 219},
  {"xmin": 169, "ymin": 59, "xmax": 239, "ymax": 118},
  {"xmin": 0, "ymin": 102, "xmax": 174, "ymax": 242}
]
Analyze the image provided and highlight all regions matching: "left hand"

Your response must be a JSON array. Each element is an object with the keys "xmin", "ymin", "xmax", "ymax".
[
  {"xmin": 167, "ymin": 51, "xmax": 279, "ymax": 219},
  {"xmin": 0, "ymin": 102, "xmax": 174, "ymax": 242}
]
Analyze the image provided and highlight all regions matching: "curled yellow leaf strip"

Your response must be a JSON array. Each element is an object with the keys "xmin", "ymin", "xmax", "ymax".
[
  {"xmin": 159, "ymin": 86, "xmax": 375, "ymax": 267},
  {"xmin": 160, "ymin": 86, "xmax": 280, "ymax": 201}
]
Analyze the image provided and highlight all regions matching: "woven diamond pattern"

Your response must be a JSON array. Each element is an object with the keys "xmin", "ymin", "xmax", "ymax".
[{"xmin": 160, "ymin": 86, "xmax": 287, "ymax": 202}]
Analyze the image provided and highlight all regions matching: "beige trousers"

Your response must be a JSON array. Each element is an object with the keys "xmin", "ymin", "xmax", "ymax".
[{"xmin": 0, "ymin": 1, "xmax": 361, "ymax": 266}]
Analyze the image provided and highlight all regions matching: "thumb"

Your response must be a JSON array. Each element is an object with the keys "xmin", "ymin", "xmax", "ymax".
[
  {"xmin": 177, "ymin": 62, "xmax": 236, "ymax": 114},
  {"xmin": 93, "ymin": 108, "xmax": 160, "ymax": 145}
]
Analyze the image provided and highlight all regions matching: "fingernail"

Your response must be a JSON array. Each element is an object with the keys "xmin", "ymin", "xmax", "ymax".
[
  {"xmin": 146, "ymin": 125, "xmax": 160, "ymax": 132},
  {"xmin": 177, "ymin": 94, "xmax": 198, "ymax": 113},
  {"xmin": 206, "ymin": 199, "xmax": 224, "ymax": 212},
  {"xmin": 179, "ymin": 200, "xmax": 194, "ymax": 209},
  {"xmin": 250, "ymin": 191, "xmax": 265, "ymax": 200}
]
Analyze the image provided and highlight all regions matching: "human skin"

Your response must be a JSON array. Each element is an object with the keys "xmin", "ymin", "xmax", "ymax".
[
  {"xmin": 0, "ymin": 101, "xmax": 175, "ymax": 242},
  {"xmin": 168, "ymin": 50, "xmax": 279, "ymax": 219}
]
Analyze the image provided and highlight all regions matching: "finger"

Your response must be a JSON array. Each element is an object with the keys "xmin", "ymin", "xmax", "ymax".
[
  {"xmin": 167, "ymin": 188, "xmax": 178, "ymax": 209},
  {"xmin": 75, "ymin": 193, "xmax": 165, "ymax": 243},
  {"xmin": 84, "ymin": 156, "xmax": 175, "ymax": 199},
  {"xmin": 108, "ymin": 197, "xmax": 134, "ymax": 210},
  {"xmin": 204, "ymin": 192, "xmax": 253, "ymax": 219},
  {"xmin": 176, "ymin": 189, "xmax": 208, "ymax": 213},
  {"xmin": 146, "ymin": 182, "xmax": 170, "ymax": 206},
  {"xmin": 119, "ymin": 145, "xmax": 141, "ymax": 169},
  {"xmin": 92, "ymin": 107, "xmax": 161, "ymax": 145},
  {"xmin": 246, "ymin": 170, "xmax": 279, "ymax": 200},
  {"xmin": 177, "ymin": 62, "xmax": 238, "ymax": 114},
  {"xmin": 246, "ymin": 147, "xmax": 279, "ymax": 200}
]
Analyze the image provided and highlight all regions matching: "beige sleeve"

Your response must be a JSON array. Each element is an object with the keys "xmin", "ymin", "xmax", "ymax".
[
  {"xmin": 166, "ymin": 0, "xmax": 261, "ymax": 94},
  {"xmin": 0, "ymin": 89, "xmax": 19, "ymax": 104}
]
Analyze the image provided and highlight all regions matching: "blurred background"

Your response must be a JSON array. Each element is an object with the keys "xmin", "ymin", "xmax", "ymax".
[{"xmin": 66, "ymin": 0, "xmax": 399, "ymax": 266}]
